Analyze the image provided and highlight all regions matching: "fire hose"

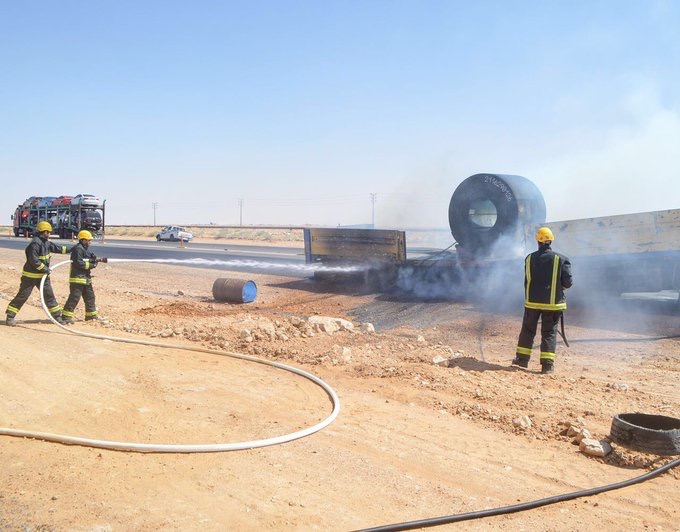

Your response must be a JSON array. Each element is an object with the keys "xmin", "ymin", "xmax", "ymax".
[
  {"xmin": 357, "ymin": 457, "xmax": 680, "ymax": 531},
  {"xmin": 0, "ymin": 259, "xmax": 340, "ymax": 453},
  {"xmin": 359, "ymin": 315, "xmax": 680, "ymax": 530}
]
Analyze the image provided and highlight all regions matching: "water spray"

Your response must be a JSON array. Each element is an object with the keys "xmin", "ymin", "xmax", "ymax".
[{"xmin": 106, "ymin": 257, "xmax": 364, "ymax": 273}]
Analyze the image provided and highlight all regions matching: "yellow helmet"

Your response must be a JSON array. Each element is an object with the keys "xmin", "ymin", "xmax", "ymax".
[
  {"xmin": 36, "ymin": 221, "xmax": 52, "ymax": 233},
  {"xmin": 535, "ymin": 226, "xmax": 554, "ymax": 243},
  {"xmin": 77, "ymin": 230, "xmax": 94, "ymax": 241}
]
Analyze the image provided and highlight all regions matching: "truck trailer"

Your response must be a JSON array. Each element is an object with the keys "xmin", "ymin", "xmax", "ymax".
[{"xmin": 304, "ymin": 173, "xmax": 680, "ymax": 307}]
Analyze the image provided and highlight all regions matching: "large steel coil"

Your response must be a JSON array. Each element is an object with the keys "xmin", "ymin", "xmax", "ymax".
[{"xmin": 448, "ymin": 173, "xmax": 546, "ymax": 256}]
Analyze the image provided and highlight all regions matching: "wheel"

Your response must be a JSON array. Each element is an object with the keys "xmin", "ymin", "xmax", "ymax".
[
  {"xmin": 610, "ymin": 413, "xmax": 680, "ymax": 456},
  {"xmin": 13, "ymin": 228, "xmax": 19, "ymax": 237},
  {"xmin": 156, "ymin": 235, "xmax": 161, "ymax": 241}
]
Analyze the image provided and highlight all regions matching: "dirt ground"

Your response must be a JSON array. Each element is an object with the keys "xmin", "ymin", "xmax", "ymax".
[{"xmin": 0, "ymin": 239, "xmax": 678, "ymax": 531}]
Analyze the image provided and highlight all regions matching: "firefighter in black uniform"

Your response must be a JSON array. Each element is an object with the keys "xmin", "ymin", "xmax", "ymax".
[
  {"xmin": 512, "ymin": 227, "xmax": 573, "ymax": 374},
  {"xmin": 5, "ymin": 221, "xmax": 72, "ymax": 326},
  {"xmin": 61, "ymin": 230, "xmax": 108, "ymax": 324}
]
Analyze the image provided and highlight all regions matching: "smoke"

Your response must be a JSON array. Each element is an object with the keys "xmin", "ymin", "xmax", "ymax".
[
  {"xmin": 391, "ymin": 231, "xmax": 527, "ymax": 309},
  {"xmin": 502, "ymin": 83, "xmax": 680, "ymax": 336},
  {"xmin": 389, "ymin": 211, "xmax": 680, "ymax": 339},
  {"xmin": 533, "ymin": 84, "xmax": 680, "ymax": 221}
]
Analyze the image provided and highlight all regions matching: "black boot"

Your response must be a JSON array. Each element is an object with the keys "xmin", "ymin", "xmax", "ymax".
[
  {"xmin": 511, "ymin": 354, "xmax": 530, "ymax": 368},
  {"xmin": 541, "ymin": 361, "xmax": 555, "ymax": 374}
]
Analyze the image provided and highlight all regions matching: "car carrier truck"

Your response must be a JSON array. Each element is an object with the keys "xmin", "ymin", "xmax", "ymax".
[{"xmin": 11, "ymin": 196, "xmax": 106, "ymax": 239}]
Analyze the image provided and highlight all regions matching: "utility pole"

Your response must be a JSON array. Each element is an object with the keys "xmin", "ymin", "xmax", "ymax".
[
  {"xmin": 370, "ymin": 193, "xmax": 377, "ymax": 228},
  {"xmin": 152, "ymin": 202, "xmax": 158, "ymax": 226},
  {"xmin": 238, "ymin": 198, "xmax": 244, "ymax": 226}
]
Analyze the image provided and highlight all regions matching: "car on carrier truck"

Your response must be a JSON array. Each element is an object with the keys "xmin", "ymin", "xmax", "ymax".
[
  {"xmin": 72, "ymin": 193, "xmax": 102, "ymax": 207},
  {"xmin": 156, "ymin": 226, "xmax": 193, "ymax": 242}
]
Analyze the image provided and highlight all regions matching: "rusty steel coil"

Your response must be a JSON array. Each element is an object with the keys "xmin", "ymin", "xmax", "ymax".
[{"xmin": 448, "ymin": 173, "xmax": 546, "ymax": 256}]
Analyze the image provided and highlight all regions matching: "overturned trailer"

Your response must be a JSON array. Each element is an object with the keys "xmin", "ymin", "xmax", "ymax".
[{"xmin": 304, "ymin": 173, "xmax": 680, "ymax": 306}]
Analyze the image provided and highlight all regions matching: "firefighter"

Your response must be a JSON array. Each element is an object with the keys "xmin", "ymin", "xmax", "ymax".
[
  {"xmin": 5, "ymin": 221, "xmax": 72, "ymax": 326},
  {"xmin": 61, "ymin": 230, "xmax": 107, "ymax": 324},
  {"xmin": 512, "ymin": 226, "xmax": 573, "ymax": 374}
]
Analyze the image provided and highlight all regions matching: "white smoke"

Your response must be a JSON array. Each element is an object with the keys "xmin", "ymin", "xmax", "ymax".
[{"xmin": 533, "ymin": 83, "xmax": 680, "ymax": 221}]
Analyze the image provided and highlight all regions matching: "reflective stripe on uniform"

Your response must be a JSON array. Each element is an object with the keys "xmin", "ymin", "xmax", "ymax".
[
  {"xmin": 69, "ymin": 277, "xmax": 89, "ymax": 284},
  {"xmin": 62, "ymin": 309, "xmax": 75, "ymax": 317},
  {"xmin": 540, "ymin": 351, "xmax": 556, "ymax": 361},
  {"xmin": 22, "ymin": 270, "xmax": 46, "ymax": 279},
  {"xmin": 7, "ymin": 305, "xmax": 20, "ymax": 314},
  {"xmin": 516, "ymin": 346, "xmax": 532, "ymax": 355},
  {"xmin": 550, "ymin": 255, "xmax": 559, "ymax": 305},
  {"xmin": 525, "ymin": 301, "xmax": 567, "ymax": 311},
  {"xmin": 48, "ymin": 305, "xmax": 62, "ymax": 314},
  {"xmin": 85, "ymin": 310, "xmax": 98, "ymax": 317},
  {"xmin": 524, "ymin": 256, "xmax": 531, "ymax": 302}
]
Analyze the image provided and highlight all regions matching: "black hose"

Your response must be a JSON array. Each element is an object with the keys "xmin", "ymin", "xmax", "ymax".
[
  {"xmin": 558, "ymin": 312, "xmax": 569, "ymax": 347},
  {"xmin": 410, "ymin": 242, "xmax": 456, "ymax": 266},
  {"xmin": 356, "ymin": 457, "xmax": 680, "ymax": 532},
  {"xmin": 567, "ymin": 334, "xmax": 680, "ymax": 343}
]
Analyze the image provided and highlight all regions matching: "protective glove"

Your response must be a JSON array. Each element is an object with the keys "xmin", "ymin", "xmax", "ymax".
[{"xmin": 44, "ymin": 267, "xmax": 52, "ymax": 275}]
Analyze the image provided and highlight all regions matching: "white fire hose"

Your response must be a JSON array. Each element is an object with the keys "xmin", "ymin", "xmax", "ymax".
[{"xmin": 0, "ymin": 259, "xmax": 340, "ymax": 453}]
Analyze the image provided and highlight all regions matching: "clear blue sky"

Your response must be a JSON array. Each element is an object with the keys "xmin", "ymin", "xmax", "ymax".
[{"xmin": 2, "ymin": 1, "xmax": 679, "ymax": 228}]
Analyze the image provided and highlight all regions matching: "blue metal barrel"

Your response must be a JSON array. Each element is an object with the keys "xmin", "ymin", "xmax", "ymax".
[{"xmin": 212, "ymin": 278, "xmax": 257, "ymax": 303}]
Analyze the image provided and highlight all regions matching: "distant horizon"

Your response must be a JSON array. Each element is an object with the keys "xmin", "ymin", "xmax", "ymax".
[{"xmin": 9, "ymin": 194, "xmax": 680, "ymax": 231}]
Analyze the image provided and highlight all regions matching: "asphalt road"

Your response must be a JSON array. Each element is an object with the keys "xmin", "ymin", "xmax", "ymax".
[
  {"xmin": 2, "ymin": 236, "xmax": 677, "ymax": 313},
  {"xmin": 0, "ymin": 236, "xmax": 313, "ymax": 278}
]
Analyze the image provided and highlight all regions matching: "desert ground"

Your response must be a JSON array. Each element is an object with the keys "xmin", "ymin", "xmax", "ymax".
[{"xmin": 0, "ymin": 236, "xmax": 678, "ymax": 531}]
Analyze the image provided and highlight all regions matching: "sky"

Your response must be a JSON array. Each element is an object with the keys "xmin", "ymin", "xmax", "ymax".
[{"xmin": 2, "ymin": 1, "xmax": 680, "ymax": 229}]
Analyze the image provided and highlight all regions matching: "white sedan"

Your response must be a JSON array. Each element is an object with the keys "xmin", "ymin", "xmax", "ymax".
[{"xmin": 155, "ymin": 226, "xmax": 194, "ymax": 242}]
